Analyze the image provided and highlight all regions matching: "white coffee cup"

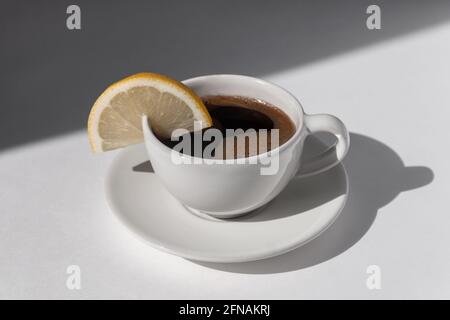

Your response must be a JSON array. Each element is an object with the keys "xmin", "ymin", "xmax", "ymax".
[{"xmin": 142, "ymin": 74, "xmax": 349, "ymax": 218}]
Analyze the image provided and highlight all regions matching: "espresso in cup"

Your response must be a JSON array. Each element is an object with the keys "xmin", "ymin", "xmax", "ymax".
[{"xmin": 155, "ymin": 95, "xmax": 296, "ymax": 159}]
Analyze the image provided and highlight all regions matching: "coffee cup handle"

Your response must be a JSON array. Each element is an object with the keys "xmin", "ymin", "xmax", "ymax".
[{"xmin": 296, "ymin": 113, "xmax": 350, "ymax": 178}]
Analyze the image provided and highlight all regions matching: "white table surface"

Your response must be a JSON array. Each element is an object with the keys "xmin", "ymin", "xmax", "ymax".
[{"xmin": 1, "ymin": 21, "xmax": 449, "ymax": 300}]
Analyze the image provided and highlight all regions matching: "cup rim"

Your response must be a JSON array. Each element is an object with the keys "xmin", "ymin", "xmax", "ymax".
[{"xmin": 145, "ymin": 74, "xmax": 305, "ymax": 164}]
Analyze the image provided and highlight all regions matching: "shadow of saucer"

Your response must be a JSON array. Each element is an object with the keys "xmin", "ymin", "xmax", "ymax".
[{"xmin": 193, "ymin": 133, "xmax": 434, "ymax": 273}]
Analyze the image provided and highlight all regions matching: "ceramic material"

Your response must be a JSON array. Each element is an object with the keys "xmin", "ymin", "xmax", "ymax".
[
  {"xmin": 142, "ymin": 75, "xmax": 349, "ymax": 218},
  {"xmin": 105, "ymin": 142, "xmax": 348, "ymax": 263}
]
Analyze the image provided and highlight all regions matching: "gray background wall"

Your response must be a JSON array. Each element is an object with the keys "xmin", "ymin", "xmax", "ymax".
[{"xmin": 1, "ymin": 0, "xmax": 450, "ymax": 150}]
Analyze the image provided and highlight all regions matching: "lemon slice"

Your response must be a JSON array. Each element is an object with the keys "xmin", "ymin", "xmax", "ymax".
[{"xmin": 87, "ymin": 73, "xmax": 212, "ymax": 152}]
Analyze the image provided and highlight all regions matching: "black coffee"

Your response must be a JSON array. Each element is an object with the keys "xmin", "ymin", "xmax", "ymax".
[{"xmin": 156, "ymin": 95, "xmax": 296, "ymax": 159}]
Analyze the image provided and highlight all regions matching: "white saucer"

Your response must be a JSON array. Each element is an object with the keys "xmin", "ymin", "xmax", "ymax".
[{"xmin": 105, "ymin": 140, "xmax": 348, "ymax": 263}]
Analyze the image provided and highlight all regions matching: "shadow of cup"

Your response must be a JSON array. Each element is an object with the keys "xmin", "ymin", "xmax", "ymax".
[{"xmin": 193, "ymin": 132, "xmax": 434, "ymax": 273}]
